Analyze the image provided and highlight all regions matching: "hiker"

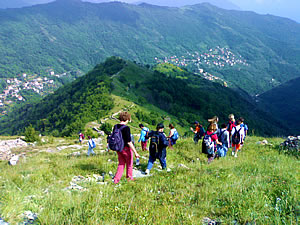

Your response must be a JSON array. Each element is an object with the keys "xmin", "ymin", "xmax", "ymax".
[
  {"xmin": 112, "ymin": 112, "xmax": 140, "ymax": 184},
  {"xmin": 231, "ymin": 119, "xmax": 245, "ymax": 157},
  {"xmin": 138, "ymin": 124, "xmax": 149, "ymax": 151},
  {"xmin": 190, "ymin": 121, "xmax": 205, "ymax": 144},
  {"xmin": 167, "ymin": 123, "xmax": 179, "ymax": 149},
  {"xmin": 145, "ymin": 123, "xmax": 170, "ymax": 175},
  {"xmin": 203, "ymin": 123, "xmax": 222, "ymax": 163},
  {"xmin": 79, "ymin": 132, "xmax": 85, "ymax": 145},
  {"xmin": 87, "ymin": 136, "xmax": 96, "ymax": 156},
  {"xmin": 239, "ymin": 117, "xmax": 248, "ymax": 139},
  {"xmin": 216, "ymin": 123, "xmax": 230, "ymax": 157},
  {"xmin": 239, "ymin": 117, "xmax": 248, "ymax": 149},
  {"xmin": 227, "ymin": 114, "xmax": 236, "ymax": 144}
]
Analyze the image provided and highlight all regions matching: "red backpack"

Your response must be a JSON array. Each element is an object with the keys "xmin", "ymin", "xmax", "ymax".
[{"xmin": 227, "ymin": 120, "xmax": 236, "ymax": 132}]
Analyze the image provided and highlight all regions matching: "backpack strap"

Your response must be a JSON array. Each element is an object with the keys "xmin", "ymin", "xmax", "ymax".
[
  {"xmin": 114, "ymin": 124, "xmax": 126, "ymax": 131},
  {"xmin": 219, "ymin": 129, "xmax": 225, "ymax": 139}
]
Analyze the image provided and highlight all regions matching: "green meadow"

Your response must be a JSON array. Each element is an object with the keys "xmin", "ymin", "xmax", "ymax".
[{"xmin": 0, "ymin": 136, "xmax": 298, "ymax": 224}]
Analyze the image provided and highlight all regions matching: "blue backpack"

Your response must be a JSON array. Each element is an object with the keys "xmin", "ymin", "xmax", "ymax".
[
  {"xmin": 91, "ymin": 139, "xmax": 96, "ymax": 148},
  {"xmin": 172, "ymin": 129, "xmax": 179, "ymax": 140},
  {"xmin": 203, "ymin": 133, "xmax": 214, "ymax": 155},
  {"xmin": 108, "ymin": 125, "xmax": 126, "ymax": 152}
]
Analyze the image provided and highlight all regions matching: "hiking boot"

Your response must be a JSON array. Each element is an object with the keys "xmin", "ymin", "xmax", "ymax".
[
  {"xmin": 234, "ymin": 153, "xmax": 238, "ymax": 158},
  {"xmin": 166, "ymin": 168, "xmax": 171, "ymax": 172},
  {"xmin": 145, "ymin": 169, "xmax": 150, "ymax": 175},
  {"xmin": 231, "ymin": 151, "xmax": 235, "ymax": 156}
]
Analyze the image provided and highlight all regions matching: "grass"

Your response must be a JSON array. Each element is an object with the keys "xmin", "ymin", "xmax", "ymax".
[{"xmin": 0, "ymin": 136, "xmax": 298, "ymax": 224}]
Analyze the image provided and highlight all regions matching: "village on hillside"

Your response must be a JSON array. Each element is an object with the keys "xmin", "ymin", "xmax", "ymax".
[
  {"xmin": 155, "ymin": 46, "xmax": 249, "ymax": 86},
  {"xmin": 0, "ymin": 69, "xmax": 71, "ymax": 116}
]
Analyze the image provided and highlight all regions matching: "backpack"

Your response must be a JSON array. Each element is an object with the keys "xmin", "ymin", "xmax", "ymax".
[
  {"xmin": 227, "ymin": 121, "xmax": 236, "ymax": 132},
  {"xmin": 142, "ymin": 127, "xmax": 150, "ymax": 140},
  {"xmin": 197, "ymin": 125, "xmax": 205, "ymax": 138},
  {"xmin": 91, "ymin": 139, "xmax": 96, "ymax": 148},
  {"xmin": 108, "ymin": 125, "xmax": 126, "ymax": 152},
  {"xmin": 203, "ymin": 133, "xmax": 214, "ymax": 155},
  {"xmin": 232, "ymin": 127, "xmax": 242, "ymax": 145},
  {"xmin": 149, "ymin": 132, "xmax": 160, "ymax": 152},
  {"xmin": 172, "ymin": 129, "xmax": 179, "ymax": 140},
  {"xmin": 218, "ymin": 129, "xmax": 226, "ymax": 143}
]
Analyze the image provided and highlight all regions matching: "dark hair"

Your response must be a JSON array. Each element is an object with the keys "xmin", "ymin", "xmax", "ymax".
[
  {"xmin": 156, "ymin": 123, "xmax": 164, "ymax": 130},
  {"xmin": 221, "ymin": 123, "xmax": 227, "ymax": 129},
  {"xmin": 139, "ymin": 123, "xmax": 144, "ymax": 128},
  {"xmin": 169, "ymin": 123, "xmax": 175, "ymax": 129},
  {"xmin": 236, "ymin": 119, "xmax": 242, "ymax": 125},
  {"xmin": 119, "ymin": 112, "xmax": 131, "ymax": 122},
  {"xmin": 88, "ymin": 136, "xmax": 91, "ymax": 139},
  {"xmin": 194, "ymin": 121, "xmax": 199, "ymax": 124},
  {"xmin": 239, "ymin": 117, "xmax": 244, "ymax": 123}
]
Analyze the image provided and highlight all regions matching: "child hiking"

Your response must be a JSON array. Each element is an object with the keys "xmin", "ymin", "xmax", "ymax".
[
  {"xmin": 79, "ymin": 132, "xmax": 85, "ymax": 145},
  {"xmin": 231, "ymin": 119, "xmax": 245, "ymax": 158},
  {"xmin": 138, "ymin": 124, "xmax": 149, "ymax": 151},
  {"xmin": 190, "ymin": 121, "xmax": 205, "ymax": 144},
  {"xmin": 87, "ymin": 136, "xmax": 96, "ymax": 156},
  {"xmin": 203, "ymin": 123, "xmax": 222, "ymax": 163},
  {"xmin": 217, "ymin": 124, "xmax": 230, "ymax": 157},
  {"xmin": 227, "ymin": 114, "xmax": 236, "ymax": 146},
  {"xmin": 110, "ymin": 112, "xmax": 140, "ymax": 184},
  {"xmin": 145, "ymin": 123, "xmax": 170, "ymax": 175},
  {"xmin": 167, "ymin": 123, "xmax": 179, "ymax": 149}
]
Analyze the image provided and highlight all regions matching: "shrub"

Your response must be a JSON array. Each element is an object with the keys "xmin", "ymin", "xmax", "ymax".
[
  {"xmin": 24, "ymin": 125, "xmax": 40, "ymax": 143},
  {"xmin": 100, "ymin": 122, "xmax": 113, "ymax": 135}
]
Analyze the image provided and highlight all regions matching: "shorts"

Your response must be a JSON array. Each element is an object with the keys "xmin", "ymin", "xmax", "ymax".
[{"xmin": 232, "ymin": 143, "xmax": 241, "ymax": 150}]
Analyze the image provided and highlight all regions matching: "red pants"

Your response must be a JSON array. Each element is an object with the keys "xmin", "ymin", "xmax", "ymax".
[
  {"xmin": 114, "ymin": 147, "xmax": 133, "ymax": 184},
  {"xmin": 141, "ymin": 141, "xmax": 148, "ymax": 151}
]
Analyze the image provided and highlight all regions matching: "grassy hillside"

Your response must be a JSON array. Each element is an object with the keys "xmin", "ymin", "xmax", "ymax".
[
  {"xmin": 0, "ymin": 136, "xmax": 298, "ymax": 224},
  {"xmin": 258, "ymin": 77, "xmax": 300, "ymax": 134},
  {"xmin": 0, "ymin": 0, "xmax": 300, "ymax": 95}
]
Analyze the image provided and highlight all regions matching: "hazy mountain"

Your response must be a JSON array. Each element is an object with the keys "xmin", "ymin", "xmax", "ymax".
[
  {"xmin": 0, "ymin": 0, "xmax": 300, "ymax": 96},
  {"xmin": 0, "ymin": 0, "xmax": 240, "ymax": 10},
  {"xmin": 133, "ymin": 0, "xmax": 240, "ymax": 10},
  {"xmin": 258, "ymin": 77, "xmax": 300, "ymax": 134}
]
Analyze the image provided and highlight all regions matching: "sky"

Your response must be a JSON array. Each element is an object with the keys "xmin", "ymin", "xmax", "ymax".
[
  {"xmin": 230, "ymin": 0, "xmax": 300, "ymax": 22},
  {"xmin": 118, "ymin": 0, "xmax": 300, "ymax": 22}
]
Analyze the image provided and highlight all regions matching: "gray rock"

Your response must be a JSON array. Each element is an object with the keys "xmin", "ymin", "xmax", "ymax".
[
  {"xmin": 178, "ymin": 164, "xmax": 190, "ymax": 169},
  {"xmin": 0, "ymin": 217, "xmax": 9, "ymax": 225},
  {"xmin": 9, "ymin": 155, "xmax": 19, "ymax": 166}
]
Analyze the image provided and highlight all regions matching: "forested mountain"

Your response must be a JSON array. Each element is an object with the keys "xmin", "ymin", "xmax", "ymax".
[
  {"xmin": 0, "ymin": 0, "xmax": 300, "ymax": 96},
  {"xmin": 0, "ymin": 57, "xmax": 289, "ymax": 136},
  {"xmin": 257, "ymin": 77, "xmax": 300, "ymax": 134}
]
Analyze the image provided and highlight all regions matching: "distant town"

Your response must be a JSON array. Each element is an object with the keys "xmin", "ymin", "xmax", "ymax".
[
  {"xmin": 155, "ymin": 46, "xmax": 249, "ymax": 86},
  {"xmin": 0, "ymin": 69, "xmax": 74, "ymax": 115}
]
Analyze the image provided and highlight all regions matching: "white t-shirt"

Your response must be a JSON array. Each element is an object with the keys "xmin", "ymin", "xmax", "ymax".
[{"xmin": 231, "ymin": 125, "xmax": 245, "ymax": 144}]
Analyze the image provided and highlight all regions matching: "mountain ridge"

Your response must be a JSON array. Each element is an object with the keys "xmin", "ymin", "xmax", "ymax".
[
  {"xmin": 0, "ymin": 57, "xmax": 290, "ymax": 137},
  {"xmin": 0, "ymin": 1, "xmax": 299, "ymax": 96},
  {"xmin": 258, "ymin": 77, "xmax": 300, "ymax": 134}
]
